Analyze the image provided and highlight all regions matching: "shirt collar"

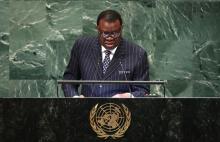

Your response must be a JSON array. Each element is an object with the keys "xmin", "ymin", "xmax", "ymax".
[{"xmin": 101, "ymin": 45, "xmax": 118, "ymax": 55}]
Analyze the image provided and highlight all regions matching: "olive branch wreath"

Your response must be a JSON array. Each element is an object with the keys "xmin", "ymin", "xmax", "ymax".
[
  {"xmin": 89, "ymin": 104, "xmax": 131, "ymax": 139},
  {"xmin": 111, "ymin": 104, "xmax": 131, "ymax": 139}
]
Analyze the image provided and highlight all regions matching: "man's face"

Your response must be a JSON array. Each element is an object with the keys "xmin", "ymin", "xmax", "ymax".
[{"xmin": 97, "ymin": 19, "xmax": 122, "ymax": 49}]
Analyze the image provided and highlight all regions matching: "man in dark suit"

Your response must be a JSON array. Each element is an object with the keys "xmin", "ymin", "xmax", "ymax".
[{"xmin": 62, "ymin": 10, "xmax": 150, "ymax": 98}]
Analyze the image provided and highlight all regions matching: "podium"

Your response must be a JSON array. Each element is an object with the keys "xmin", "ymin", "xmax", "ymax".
[{"xmin": 57, "ymin": 80, "xmax": 167, "ymax": 97}]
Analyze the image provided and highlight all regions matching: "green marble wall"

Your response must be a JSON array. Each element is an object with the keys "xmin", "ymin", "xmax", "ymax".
[{"xmin": 0, "ymin": 0, "xmax": 220, "ymax": 97}]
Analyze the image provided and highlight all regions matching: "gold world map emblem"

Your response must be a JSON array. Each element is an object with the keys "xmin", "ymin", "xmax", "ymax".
[{"xmin": 89, "ymin": 103, "xmax": 131, "ymax": 139}]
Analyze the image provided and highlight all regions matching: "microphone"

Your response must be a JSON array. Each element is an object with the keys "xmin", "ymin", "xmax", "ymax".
[{"xmin": 119, "ymin": 60, "xmax": 133, "ymax": 98}]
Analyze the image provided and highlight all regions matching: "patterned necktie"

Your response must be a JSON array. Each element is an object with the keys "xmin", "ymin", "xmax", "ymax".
[{"xmin": 102, "ymin": 50, "xmax": 111, "ymax": 74}]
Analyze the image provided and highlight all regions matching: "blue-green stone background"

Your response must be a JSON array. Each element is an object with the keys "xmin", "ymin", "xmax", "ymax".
[{"xmin": 0, "ymin": 0, "xmax": 220, "ymax": 97}]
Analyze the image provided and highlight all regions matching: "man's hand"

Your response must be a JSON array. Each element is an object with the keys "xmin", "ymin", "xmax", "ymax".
[
  {"xmin": 112, "ymin": 93, "xmax": 133, "ymax": 98},
  {"xmin": 73, "ymin": 95, "xmax": 84, "ymax": 98}
]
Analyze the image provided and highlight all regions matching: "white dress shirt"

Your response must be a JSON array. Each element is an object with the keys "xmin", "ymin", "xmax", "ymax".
[{"xmin": 101, "ymin": 45, "xmax": 118, "ymax": 62}]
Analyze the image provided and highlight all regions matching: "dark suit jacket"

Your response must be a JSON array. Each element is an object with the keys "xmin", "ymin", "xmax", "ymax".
[{"xmin": 62, "ymin": 36, "xmax": 150, "ymax": 97}]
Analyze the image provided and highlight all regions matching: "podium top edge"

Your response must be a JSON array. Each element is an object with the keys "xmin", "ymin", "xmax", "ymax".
[{"xmin": 57, "ymin": 80, "xmax": 167, "ymax": 84}]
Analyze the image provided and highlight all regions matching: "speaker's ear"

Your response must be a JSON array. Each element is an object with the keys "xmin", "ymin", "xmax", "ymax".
[
  {"xmin": 96, "ymin": 25, "xmax": 100, "ymax": 32},
  {"xmin": 120, "ymin": 25, "xmax": 123, "ymax": 31}
]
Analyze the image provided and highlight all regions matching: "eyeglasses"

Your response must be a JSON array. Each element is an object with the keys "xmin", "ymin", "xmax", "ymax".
[{"xmin": 100, "ymin": 31, "xmax": 121, "ymax": 38}]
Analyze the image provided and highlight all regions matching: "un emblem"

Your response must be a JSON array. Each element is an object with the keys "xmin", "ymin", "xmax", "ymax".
[{"xmin": 89, "ymin": 103, "xmax": 131, "ymax": 139}]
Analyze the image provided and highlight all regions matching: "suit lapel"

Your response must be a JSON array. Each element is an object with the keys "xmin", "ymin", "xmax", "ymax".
[
  {"xmin": 103, "ymin": 39, "xmax": 126, "ymax": 80},
  {"xmin": 90, "ymin": 37, "xmax": 103, "ymax": 80}
]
